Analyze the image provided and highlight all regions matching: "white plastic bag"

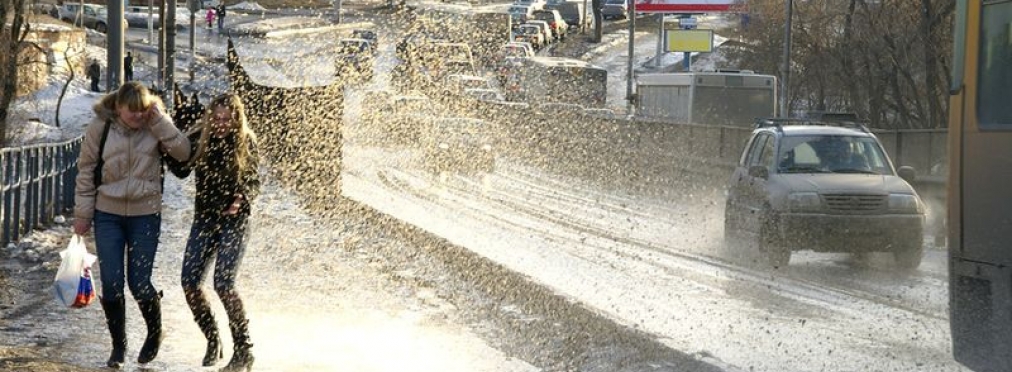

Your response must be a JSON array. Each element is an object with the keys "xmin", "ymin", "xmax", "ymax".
[{"xmin": 53, "ymin": 235, "xmax": 98, "ymax": 308}]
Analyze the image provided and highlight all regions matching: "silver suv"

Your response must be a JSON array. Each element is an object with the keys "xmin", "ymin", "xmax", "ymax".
[{"xmin": 724, "ymin": 116, "xmax": 925, "ymax": 269}]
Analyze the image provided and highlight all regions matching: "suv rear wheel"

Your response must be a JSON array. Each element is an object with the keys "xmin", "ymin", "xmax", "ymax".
[{"xmin": 95, "ymin": 22, "xmax": 107, "ymax": 33}]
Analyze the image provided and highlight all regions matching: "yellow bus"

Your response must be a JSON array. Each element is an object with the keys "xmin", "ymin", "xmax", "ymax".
[{"xmin": 947, "ymin": 2, "xmax": 1012, "ymax": 371}]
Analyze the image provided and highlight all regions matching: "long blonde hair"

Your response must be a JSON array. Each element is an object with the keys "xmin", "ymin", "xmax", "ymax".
[
  {"xmin": 95, "ymin": 81, "xmax": 164, "ymax": 117},
  {"xmin": 188, "ymin": 93, "xmax": 258, "ymax": 174}
]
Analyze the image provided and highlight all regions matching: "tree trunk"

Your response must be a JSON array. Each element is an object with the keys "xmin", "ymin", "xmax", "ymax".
[
  {"xmin": 56, "ymin": 49, "xmax": 77, "ymax": 128},
  {"xmin": 591, "ymin": 0, "xmax": 602, "ymax": 42},
  {"xmin": 0, "ymin": 0, "xmax": 30, "ymax": 145}
]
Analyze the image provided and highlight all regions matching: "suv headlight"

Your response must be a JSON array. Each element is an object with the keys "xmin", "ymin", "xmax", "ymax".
[
  {"xmin": 788, "ymin": 192, "xmax": 821, "ymax": 211},
  {"xmin": 888, "ymin": 194, "xmax": 923, "ymax": 213}
]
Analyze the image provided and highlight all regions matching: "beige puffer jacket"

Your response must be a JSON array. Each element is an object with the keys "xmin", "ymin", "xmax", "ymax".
[{"xmin": 74, "ymin": 104, "xmax": 191, "ymax": 224}]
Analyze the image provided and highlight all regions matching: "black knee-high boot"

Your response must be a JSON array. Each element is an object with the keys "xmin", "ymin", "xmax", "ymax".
[
  {"xmin": 100, "ymin": 297, "xmax": 127, "ymax": 368},
  {"xmin": 136, "ymin": 291, "xmax": 164, "ymax": 364},
  {"xmin": 220, "ymin": 293, "xmax": 253, "ymax": 372},
  {"xmin": 186, "ymin": 289, "xmax": 223, "ymax": 366}
]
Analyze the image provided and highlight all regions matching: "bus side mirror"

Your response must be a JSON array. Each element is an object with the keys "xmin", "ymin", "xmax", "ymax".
[{"xmin": 897, "ymin": 166, "xmax": 917, "ymax": 183}]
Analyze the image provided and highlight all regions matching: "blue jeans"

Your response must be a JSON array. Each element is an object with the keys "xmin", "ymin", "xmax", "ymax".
[
  {"xmin": 93, "ymin": 210, "xmax": 162, "ymax": 302},
  {"xmin": 180, "ymin": 215, "xmax": 249, "ymax": 296}
]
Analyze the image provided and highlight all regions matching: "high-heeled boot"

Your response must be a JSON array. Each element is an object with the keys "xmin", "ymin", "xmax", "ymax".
[
  {"xmin": 220, "ymin": 319, "xmax": 253, "ymax": 372},
  {"xmin": 189, "ymin": 292, "xmax": 223, "ymax": 367},
  {"xmin": 100, "ymin": 297, "xmax": 127, "ymax": 368},
  {"xmin": 136, "ymin": 291, "xmax": 164, "ymax": 364}
]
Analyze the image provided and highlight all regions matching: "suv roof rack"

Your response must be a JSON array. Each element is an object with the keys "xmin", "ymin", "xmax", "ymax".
[{"xmin": 754, "ymin": 113, "xmax": 871, "ymax": 133}]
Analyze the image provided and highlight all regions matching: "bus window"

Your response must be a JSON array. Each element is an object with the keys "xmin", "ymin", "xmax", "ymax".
[{"xmin": 978, "ymin": 3, "xmax": 1012, "ymax": 127}]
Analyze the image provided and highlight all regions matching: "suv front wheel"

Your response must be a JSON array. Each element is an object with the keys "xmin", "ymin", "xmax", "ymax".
[
  {"xmin": 760, "ymin": 212, "xmax": 791, "ymax": 269},
  {"xmin": 893, "ymin": 241, "xmax": 924, "ymax": 270}
]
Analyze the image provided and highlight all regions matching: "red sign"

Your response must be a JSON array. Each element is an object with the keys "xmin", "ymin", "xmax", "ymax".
[{"xmin": 633, "ymin": 0, "xmax": 740, "ymax": 13}]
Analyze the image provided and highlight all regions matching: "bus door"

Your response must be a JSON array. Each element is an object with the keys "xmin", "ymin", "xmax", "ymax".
[{"xmin": 949, "ymin": 2, "xmax": 1012, "ymax": 371}]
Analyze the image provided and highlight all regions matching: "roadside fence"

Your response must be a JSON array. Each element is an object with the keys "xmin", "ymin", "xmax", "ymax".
[{"xmin": 1, "ymin": 136, "xmax": 82, "ymax": 246}]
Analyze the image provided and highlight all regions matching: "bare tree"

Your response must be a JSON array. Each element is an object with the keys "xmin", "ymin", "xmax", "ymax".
[
  {"xmin": 55, "ymin": 48, "xmax": 80, "ymax": 128},
  {"xmin": 0, "ymin": 0, "xmax": 31, "ymax": 143},
  {"xmin": 724, "ymin": 0, "xmax": 954, "ymax": 129}
]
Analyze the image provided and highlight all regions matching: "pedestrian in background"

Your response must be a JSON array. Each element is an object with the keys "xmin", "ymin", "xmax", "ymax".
[
  {"xmin": 87, "ymin": 59, "xmax": 101, "ymax": 92},
  {"xmin": 124, "ymin": 52, "xmax": 134, "ymax": 82},
  {"xmin": 205, "ymin": 6, "xmax": 216, "ymax": 29},
  {"xmin": 216, "ymin": 3, "xmax": 226, "ymax": 31},
  {"xmin": 73, "ymin": 82, "xmax": 191, "ymax": 368},
  {"xmin": 172, "ymin": 93, "xmax": 260, "ymax": 371}
]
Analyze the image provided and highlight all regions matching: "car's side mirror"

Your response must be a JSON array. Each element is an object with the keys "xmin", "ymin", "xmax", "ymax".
[
  {"xmin": 748, "ymin": 165, "xmax": 769, "ymax": 179},
  {"xmin": 897, "ymin": 166, "xmax": 917, "ymax": 183}
]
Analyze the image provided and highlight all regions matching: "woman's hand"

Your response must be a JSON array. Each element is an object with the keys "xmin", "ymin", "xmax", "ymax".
[
  {"xmin": 223, "ymin": 194, "xmax": 244, "ymax": 215},
  {"xmin": 143, "ymin": 104, "xmax": 166, "ymax": 128},
  {"xmin": 73, "ymin": 219, "xmax": 91, "ymax": 235}
]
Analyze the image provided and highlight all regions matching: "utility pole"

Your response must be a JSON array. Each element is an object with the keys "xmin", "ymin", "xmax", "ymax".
[
  {"xmin": 779, "ymin": 0, "xmax": 793, "ymax": 118},
  {"xmin": 625, "ymin": 0, "xmax": 635, "ymax": 115},
  {"xmin": 165, "ymin": 0, "xmax": 177, "ymax": 106},
  {"xmin": 148, "ymin": 0, "xmax": 154, "ymax": 44},
  {"xmin": 107, "ymin": 0, "xmax": 125, "ymax": 91},
  {"xmin": 654, "ymin": 13, "xmax": 662, "ymax": 68},
  {"xmin": 157, "ymin": 0, "xmax": 165, "ymax": 88}
]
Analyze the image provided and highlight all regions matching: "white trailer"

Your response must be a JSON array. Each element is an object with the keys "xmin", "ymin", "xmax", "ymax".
[{"xmin": 635, "ymin": 71, "xmax": 777, "ymax": 126}]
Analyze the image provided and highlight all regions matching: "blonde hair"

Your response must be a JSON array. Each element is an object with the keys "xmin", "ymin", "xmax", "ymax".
[
  {"xmin": 189, "ymin": 93, "xmax": 258, "ymax": 175},
  {"xmin": 96, "ymin": 81, "xmax": 164, "ymax": 115}
]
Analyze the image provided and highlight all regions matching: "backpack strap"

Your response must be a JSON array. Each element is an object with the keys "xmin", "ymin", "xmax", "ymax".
[
  {"xmin": 94, "ymin": 119, "xmax": 112, "ymax": 188},
  {"xmin": 94, "ymin": 119, "xmax": 169, "ymax": 192}
]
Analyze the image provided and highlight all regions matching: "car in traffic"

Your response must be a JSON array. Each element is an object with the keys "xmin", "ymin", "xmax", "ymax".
[
  {"xmin": 514, "ymin": 24, "xmax": 546, "ymax": 50},
  {"xmin": 526, "ymin": 20, "xmax": 556, "ymax": 43},
  {"xmin": 378, "ymin": 94, "xmax": 443, "ymax": 145},
  {"xmin": 334, "ymin": 38, "xmax": 375, "ymax": 85},
  {"xmin": 532, "ymin": 9, "xmax": 568, "ymax": 40},
  {"xmin": 582, "ymin": 107, "xmax": 616, "ymax": 119},
  {"xmin": 463, "ymin": 88, "xmax": 506, "ymax": 103},
  {"xmin": 351, "ymin": 28, "xmax": 379, "ymax": 52},
  {"xmin": 508, "ymin": 5, "xmax": 535, "ymax": 25},
  {"xmin": 723, "ymin": 116, "xmax": 926, "ymax": 269},
  {"xmin": 422, "ymin": 117, "xmax": 496, "ymax": 173}
]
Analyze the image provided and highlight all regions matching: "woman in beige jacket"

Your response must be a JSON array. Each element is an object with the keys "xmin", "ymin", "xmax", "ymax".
[{"xmin": 73, "ymin": 82, "xmax": 191, "ymax": 369}]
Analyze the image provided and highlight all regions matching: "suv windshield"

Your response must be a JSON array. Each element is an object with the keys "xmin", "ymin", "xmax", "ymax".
[{"xmin": 777, "ymin": 135, "xmax": 892, "ymax": 175}]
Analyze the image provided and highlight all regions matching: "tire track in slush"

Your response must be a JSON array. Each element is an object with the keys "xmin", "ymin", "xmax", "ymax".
[{"xmin": 374, "ymin": 164, "xmax": 946, "ymax": 321}]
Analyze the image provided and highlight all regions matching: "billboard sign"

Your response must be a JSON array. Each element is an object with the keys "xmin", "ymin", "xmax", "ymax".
[
  {"xmin": 634, "ymin": 0, "xmax": 739, "ymax": 13},
  {"xmin": 664, "ymin": 29, "xmax": 714, "ymax": 52}
]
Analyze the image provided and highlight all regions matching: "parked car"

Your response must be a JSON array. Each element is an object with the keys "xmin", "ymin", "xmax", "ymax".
[
  {"xmin": 60, "ymin": 4, "xmax": 110, "ymax": 32},
  {"xmin": 422, "ymin": 118, "xmax": 496, "ymax": 173},
  {"xmin": 334, "ymin": 38, "xmax": 375, "ymax": 85},
  {"xmin": 723, "ymin": 116, "xmax": 926, "ymax": 269},
  {"xmin": 532, "ymin": 9, "xmax": 568, "ymax": 40},
  {"xmin": 601, "ymin": 0, "xmax": 628, "ymax": 20}
]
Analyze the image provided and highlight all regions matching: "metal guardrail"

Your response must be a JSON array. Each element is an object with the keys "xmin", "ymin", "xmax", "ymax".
[{"xmin": 0, "ymin": 136, "xmax": 82, "ymax": 246}]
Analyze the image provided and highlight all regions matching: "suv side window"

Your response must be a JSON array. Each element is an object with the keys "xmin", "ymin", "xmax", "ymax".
[
  {"xmin": 744, "ymin": 133, "xmax": 769, "ymax": 167},
  {"xmin": 758, "ymin": 135, "xmax": 776, "ymax": 168}
]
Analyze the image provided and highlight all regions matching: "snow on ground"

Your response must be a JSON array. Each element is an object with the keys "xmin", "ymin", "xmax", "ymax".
[{"xmin": 1, "ymin": 30, "xmax": 542, "ymax": 371}]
